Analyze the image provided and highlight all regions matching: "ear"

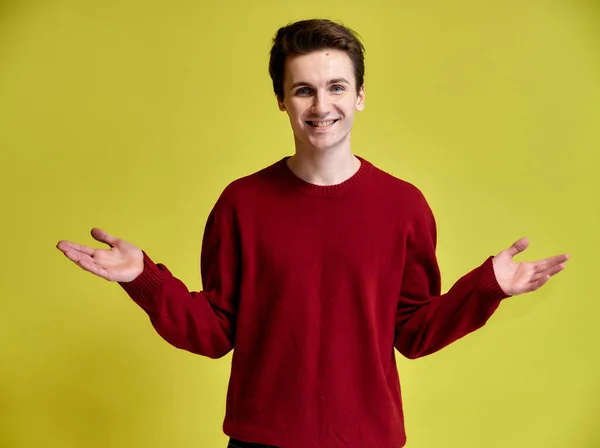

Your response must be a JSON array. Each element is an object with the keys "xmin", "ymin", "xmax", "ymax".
[
  {"xmin": 278, "ymin": 98, "xmax": 286, "ymax": 112},
  {"xmin": 356, "ymin": 85, "xmax": 365, "ymax": 112}
]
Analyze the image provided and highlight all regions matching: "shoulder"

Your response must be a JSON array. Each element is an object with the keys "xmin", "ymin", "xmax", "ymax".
[
  {"xmin": 365, "ymin": 159, "xmax": 437, "ymax": 240},
  {"xmin": 213, "ymin": 158, "xmax": 285, "ymax": 208},
  {"xmin": 365, "ymin": 158, "xmax": 432, "ymax": 212}
]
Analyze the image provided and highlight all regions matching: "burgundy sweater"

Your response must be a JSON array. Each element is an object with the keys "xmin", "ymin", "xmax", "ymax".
[{"xmin": 120, "ymin": 156, "xmax": 509, "ymax": 447}]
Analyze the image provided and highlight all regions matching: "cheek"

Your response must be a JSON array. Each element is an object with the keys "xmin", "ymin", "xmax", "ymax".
[
  {"xmin": 285, "ymin": 101, "xmax": 303, "ymax": 118},
  {"xmin": 341, "ymin": 101, "xmax": 357, "ymax": 116}
]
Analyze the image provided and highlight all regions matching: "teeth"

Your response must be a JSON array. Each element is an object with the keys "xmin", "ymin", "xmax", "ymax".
[{"xmin": 310, "ymin": 120, "xmax": 336, "ymax": 127}]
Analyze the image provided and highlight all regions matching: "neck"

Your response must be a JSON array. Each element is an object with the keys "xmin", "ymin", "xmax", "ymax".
[
  {"xmin": 287, "ymin": 137, "xmax": 360, "ymax": 186},
  {"xmin": 287, "ymin": 148, "xmax": 360, "ymax": 186}
]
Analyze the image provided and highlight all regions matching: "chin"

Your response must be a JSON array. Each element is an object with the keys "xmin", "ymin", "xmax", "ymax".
[
  {"xmin": 307, "ymin": 141, "xmax": 339, "ymax": 152},
  {"xmin": 311, "ymin": 135, "xmax": 348, "ymax": 150}
]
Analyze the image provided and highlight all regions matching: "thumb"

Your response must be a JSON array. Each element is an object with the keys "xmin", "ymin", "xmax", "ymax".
[
  {"xmin": 91, "ymin": 228, "xmax": 120, "ymax": 247},
  {"xmin": 504, "ymin": 237, "xmax": 529, "ymax": 258}
]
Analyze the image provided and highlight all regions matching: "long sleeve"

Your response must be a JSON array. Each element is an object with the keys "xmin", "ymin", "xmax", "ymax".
[
  {"xmin": 394, "ymin": 195, "xmax": 509, "ymax": 359},
  {"xmin": 119, "ymin": 195, "xmax": 241, "ymax": 359}
]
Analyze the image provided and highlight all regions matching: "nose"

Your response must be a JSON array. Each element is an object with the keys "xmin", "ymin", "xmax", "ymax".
[{"xmin": 310, "ymin": 92, "xmax": 332, "ymax": 116}]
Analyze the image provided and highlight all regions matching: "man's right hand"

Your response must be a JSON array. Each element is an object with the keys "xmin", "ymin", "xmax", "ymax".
[{"xmin": 56, "ymin": 228, "xmax": 144, "ymax": 282}]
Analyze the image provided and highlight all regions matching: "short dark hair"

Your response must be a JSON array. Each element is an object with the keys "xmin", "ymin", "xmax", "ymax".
[{"xmin": 268, "ymin": 19, "xmax": 365, "ymax": 102}]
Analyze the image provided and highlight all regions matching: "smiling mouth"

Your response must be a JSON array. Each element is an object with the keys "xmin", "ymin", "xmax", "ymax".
[{"xmin": 306, "ymin": 119, "xmax": 340, "ymax": 127}]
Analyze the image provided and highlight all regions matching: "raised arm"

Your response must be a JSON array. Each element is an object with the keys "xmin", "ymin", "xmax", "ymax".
[
  {"xmin": 56, "ymin": 196, "xmax": 241, "ymax": 359},
  {"xmin": 394, "ymin": 195, "xmax": 569, "ymax": 359}
]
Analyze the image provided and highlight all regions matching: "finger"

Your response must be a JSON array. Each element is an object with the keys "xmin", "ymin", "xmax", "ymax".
[
  {"xmin": 91, "ymin": 228, "xmax": 119, "ymax": 248},
  {"xmin": 62, "ymin": 249, "xmax": 111, "ymax": 279},
  {"xmin": 57, "ymin": 240, "xmax": 96, "ymax": 257},
  {"xmin": 532, "ymin": 254, "xmax": 570, "ymax": 274},
  {"xmin": 529, "ymin": 276, "xmax": 550, "ymax": 292},
  {"xmin": 505, "ymin": 237, "xmax": 529, "ymax": 258},
  {"xmin": 531, "ymin": 262, "xmax": 567, "ymax": 283},
  {"xmin": 61, "ymin": 248, "xmax": 95, "ymax": 265},
  {"xmin": 75, "ymin": 257, "xmax": 110, "ymax": 279}
]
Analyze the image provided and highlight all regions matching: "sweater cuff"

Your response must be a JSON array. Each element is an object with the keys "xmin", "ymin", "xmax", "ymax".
[
  {"xmin": 478, "ymin": 256, "xmax": 511, "ymax": 306},
  {"xmin": 118, "ymin": 251, "xmax": 165, "ymax": 309}
]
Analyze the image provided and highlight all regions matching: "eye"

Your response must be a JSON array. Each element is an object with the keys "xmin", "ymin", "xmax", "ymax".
[
  {"xmin": 295, "ymin": 87, "xmax": 312, "ymax": 96},
  {"xmin": 331, "ymin": 85, "xmax": 345, "ymax": 93}
]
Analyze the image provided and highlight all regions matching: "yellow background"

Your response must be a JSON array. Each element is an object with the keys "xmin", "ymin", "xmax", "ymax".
[{"xmin": 1, "ymin": 0, "xmax": 598, "ymax": 446}]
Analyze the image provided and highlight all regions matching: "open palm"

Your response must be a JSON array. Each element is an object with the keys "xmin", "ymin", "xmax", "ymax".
[
  {"xmin": 56, "ymin": 228, "xmax": 144, "ymax": 282},
  {"xmin": 492, "ymin": 238, "xmax": 569, "ymax": 296}
]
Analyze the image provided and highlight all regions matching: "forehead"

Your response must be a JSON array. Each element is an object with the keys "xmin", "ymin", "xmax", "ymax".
[{"xmin": 283, "ymin": 49, "xmax": 355, "ymax": 86}]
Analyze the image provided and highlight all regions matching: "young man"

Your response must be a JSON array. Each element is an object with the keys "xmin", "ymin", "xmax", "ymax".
[{"xmin": 56, "ymin": 19, "xmax": 569, "ymax": 448}]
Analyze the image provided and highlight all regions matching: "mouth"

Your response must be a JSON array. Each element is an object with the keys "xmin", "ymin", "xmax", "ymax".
[{"xmin": 305, "ymin": 119, "xmax": 340, "ymax": 128}]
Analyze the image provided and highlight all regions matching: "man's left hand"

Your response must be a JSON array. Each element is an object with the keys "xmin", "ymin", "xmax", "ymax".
[{"xmin": 492, "ymin": 238, "xmax": 570, "ymax": 296}]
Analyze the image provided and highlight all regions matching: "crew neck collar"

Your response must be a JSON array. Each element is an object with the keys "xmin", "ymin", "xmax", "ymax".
[{"xmin": 278, "ymin": 155, "xmax": 373, "ymax": 198}]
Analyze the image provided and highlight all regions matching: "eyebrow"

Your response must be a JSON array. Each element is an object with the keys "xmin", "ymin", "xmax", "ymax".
[{"xmin": 289, "ymin": 78, "xmax": 351, "ymax": 90}]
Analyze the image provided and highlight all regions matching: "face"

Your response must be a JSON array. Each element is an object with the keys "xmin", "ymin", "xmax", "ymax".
[{"xmin": 278, "ymin": 49, "xmax": 365, "ymax": 154}]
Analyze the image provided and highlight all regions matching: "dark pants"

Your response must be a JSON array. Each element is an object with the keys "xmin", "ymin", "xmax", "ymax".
[{"xmin": 227, "ymin": 438, "xmax": 279, "ymax": 448}]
